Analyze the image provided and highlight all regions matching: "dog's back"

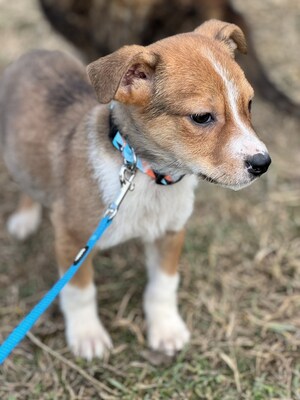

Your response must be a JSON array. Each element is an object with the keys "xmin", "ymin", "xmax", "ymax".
[{"xmin": 0, "ymin": 50, "xmax": 97, "ymax": 205}]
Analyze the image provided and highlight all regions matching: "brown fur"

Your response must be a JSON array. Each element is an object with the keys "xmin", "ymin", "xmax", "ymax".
[
  {"xmin": 17, "ymin": 194, "xmax": 39, "ymax": 211},
  {"xmin": 0, "ymin": 50, "xmax": 97, "ymax": 205},
  {"xmin": 194, "ymin": 19, "xmax": 247, "ymax": 56},
  {"xmin": 155, "ymin": 230, "xmax": 186, "ymax": 275},
  {"xmin": 0, "ymin": 50, "xmax": 106, "ymax": 288},
  {"xmin": 87, "ymin": 25, "xmax": 253, "ymax": 180},
  {"xmin": 39, "ymin": 0, "xmax": 300, "ymax": 118},
  {"xmin": 54, "ymin": 219, "xmax": 95, "ymax": 288}
]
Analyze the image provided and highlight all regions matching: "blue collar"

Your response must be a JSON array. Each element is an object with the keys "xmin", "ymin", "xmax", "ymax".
[{"xmin": 109, "ymin": 113, "xmax": 184, "ymax": 185}]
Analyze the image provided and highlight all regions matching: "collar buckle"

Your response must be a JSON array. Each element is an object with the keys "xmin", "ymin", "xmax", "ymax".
[
  {"xmin": 109, "ymin": 109, "xmax": 184, "ymax": 186},
  {"xmin": 105, "ymin": 151, "xmax": 137, "ymax": 221}
]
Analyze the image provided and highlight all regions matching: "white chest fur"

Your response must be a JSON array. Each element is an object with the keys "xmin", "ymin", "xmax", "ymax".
[{"xmin": 88, "ymin": 138, "xmax": 197, "ymax": 249}]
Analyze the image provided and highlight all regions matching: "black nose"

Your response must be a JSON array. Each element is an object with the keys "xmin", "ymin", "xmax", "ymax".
[{"xmin": 246, "ymin": 153, "xmax": 271, "ymax": 176}]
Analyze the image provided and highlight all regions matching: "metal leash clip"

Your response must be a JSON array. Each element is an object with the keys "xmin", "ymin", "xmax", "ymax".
[{"xmin": 105, "ymin": 149, "xmax": 137, "ymax": 221}]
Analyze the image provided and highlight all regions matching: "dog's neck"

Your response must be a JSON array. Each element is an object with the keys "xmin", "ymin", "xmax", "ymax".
[{"xmin": 109, "ymin": 103, "xmax": 185, "ymax": 185}]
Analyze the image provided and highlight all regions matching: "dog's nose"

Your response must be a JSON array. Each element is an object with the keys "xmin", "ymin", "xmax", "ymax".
[{"xmin": 246, "ymin": 153, "xmax": 271, "ymax": 176}]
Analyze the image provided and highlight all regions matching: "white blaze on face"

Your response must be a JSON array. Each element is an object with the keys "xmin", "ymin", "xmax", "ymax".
[{"xmin": 207, "ymin": 54, "xmax": 268, "ymax": 158}]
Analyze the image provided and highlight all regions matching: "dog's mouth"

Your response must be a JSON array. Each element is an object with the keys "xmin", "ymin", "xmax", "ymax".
[
  {"xmin": 197, "ymin": 173, "xmax": 218, "ymax": 184},
  {"xmin": 197, "ymin": 172, "xmax": 255, "ymax": 190}
]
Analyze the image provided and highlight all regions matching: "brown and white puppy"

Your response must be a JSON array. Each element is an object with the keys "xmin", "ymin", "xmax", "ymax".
[{"xmin": 0, "ymin": 20, "xmax": 271, "ymax": 360}]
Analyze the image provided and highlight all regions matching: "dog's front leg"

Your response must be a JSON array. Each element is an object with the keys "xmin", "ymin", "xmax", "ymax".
[
  {"xmin": 53, "ymin": 214, "xmax": 112, "ymax": 360},
  {"xmin": 143, "ymin": 230, "xmax": 190, "ymax": 356}
]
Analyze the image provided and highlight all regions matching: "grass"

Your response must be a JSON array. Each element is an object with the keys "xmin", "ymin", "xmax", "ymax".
[{"xmin": 0, "ymin": 1, "xmax": 300, "ymax": 399}]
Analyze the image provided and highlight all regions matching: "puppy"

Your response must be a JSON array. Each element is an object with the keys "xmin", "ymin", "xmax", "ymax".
[{"xmin": 0, "ymin": 20, "xmax": 271, "ymax": 360}]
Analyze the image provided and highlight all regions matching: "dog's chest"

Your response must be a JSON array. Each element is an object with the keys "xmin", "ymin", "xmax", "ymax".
[{"xmin": 93, "ymin": 158, "xmax": 197, "ymax": 249}]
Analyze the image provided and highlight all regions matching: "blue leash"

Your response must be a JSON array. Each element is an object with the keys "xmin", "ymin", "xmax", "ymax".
[
  {"xmin": 0, "ymin": 215, "xmax": 112, "ymax": 364},
  {"xmin": 0, "ymin": 149, "xmax": 137, "ymax": 365}
]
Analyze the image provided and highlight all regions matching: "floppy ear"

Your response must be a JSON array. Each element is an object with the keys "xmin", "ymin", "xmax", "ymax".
[
  {"xmin": 194, "ymin": 19, "xmax": 247, "ymax": 57},
  {"xmin": 87, "ymin": 45, "xmax": 158, "ymax": 105}
]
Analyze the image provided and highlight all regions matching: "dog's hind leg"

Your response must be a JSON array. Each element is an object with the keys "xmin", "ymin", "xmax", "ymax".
[{"xmin": 7, "ymin": 194, "xmax": 42, "ymax": 241}]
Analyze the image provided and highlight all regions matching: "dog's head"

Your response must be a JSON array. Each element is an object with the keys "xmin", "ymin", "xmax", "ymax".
[{"xmin": 87, "ymin": 19, "xmax": 271, "ymax": 190}]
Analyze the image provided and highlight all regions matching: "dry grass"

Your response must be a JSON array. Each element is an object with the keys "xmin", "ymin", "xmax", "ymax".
[{"xmin": 0, "ymin": 0, "xmax": 300, "ymax": 399}]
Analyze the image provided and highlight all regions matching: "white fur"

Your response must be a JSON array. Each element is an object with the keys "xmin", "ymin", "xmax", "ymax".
[
  {"xmin": 88, "ymin": 108, "xmax": 198, "ymax": 250},
  {"xmin": 7, "ymin": 203, "xmax": 42, "ymax": 240},
  {"xmin": 143, "ymin": 242, "xmax": 190, "ymax": 355},
  {"xmin": 60, "ymin": 283, "xmax": 112, "ymax": 360},
  {"xmin": 86, "ymin": 108, "xmax": 196, "ymax": 356},
  {"xmin": 208, "ymin": 54, "xmax": 268, "ymax": 158}
]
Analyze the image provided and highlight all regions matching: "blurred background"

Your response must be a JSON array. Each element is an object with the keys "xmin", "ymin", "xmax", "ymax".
[{"xmin": 0, "ymin": 0, "xmax": 299, "ymax": 399}]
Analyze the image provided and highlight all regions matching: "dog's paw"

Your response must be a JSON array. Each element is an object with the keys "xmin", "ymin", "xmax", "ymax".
[
  {"xmin": 147, "ymin": 311, "xmax": 190, "ymax": 356},
  {"xmin": 7, "ymin": 204, "xmax": 41, "ymax": 240},
  {"xmin": 66, "ymin": 316, "xmax": 113, "ymax": 360}
]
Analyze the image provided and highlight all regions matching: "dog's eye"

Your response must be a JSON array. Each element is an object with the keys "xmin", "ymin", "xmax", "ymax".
[
  {"xmin": 248, "ymin": 100, "xmax": 252, "ymax": 113},
  {"xmin": 190, "ymin": 113, "xmax": 214, "ymax": 125}
]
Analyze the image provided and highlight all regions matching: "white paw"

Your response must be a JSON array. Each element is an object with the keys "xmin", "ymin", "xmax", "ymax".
[
  {"xmin": 66, "ymin": 316, "xmax": 113, "ymax": 360},
  {"xmin": 60, "ymin": 283, "xmax": 112, "ymax": 360},
  {"xmin": 147, "ymin": 310, "xmax": 190, "ymax": 356},
  {"xmin": 7, "ymin": 204, "xmax": 41, "ymax": 240}
]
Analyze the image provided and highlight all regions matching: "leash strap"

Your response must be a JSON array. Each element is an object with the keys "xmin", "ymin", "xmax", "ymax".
[
  {"xmin": 0, "ymin": 148, "xmax": 137, "ymax": 365},
  {"xmin": 0, "ymin": 215, "xmax": 112, "ymax": 364}
]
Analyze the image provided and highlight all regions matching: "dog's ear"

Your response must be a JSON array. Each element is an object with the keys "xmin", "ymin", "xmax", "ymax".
[
  {"xmin": 194, "ymin": 19, "xmax": 247, "ymax": 57},
  {"xmin": 87, "ymin": 45, "xmax": 158, "ymax": 105}
]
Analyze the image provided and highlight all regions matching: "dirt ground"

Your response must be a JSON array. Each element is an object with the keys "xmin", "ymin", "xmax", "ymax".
[{"xmin": 0, "ymin": 0, "xmax": 299, "ymax": 399}]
